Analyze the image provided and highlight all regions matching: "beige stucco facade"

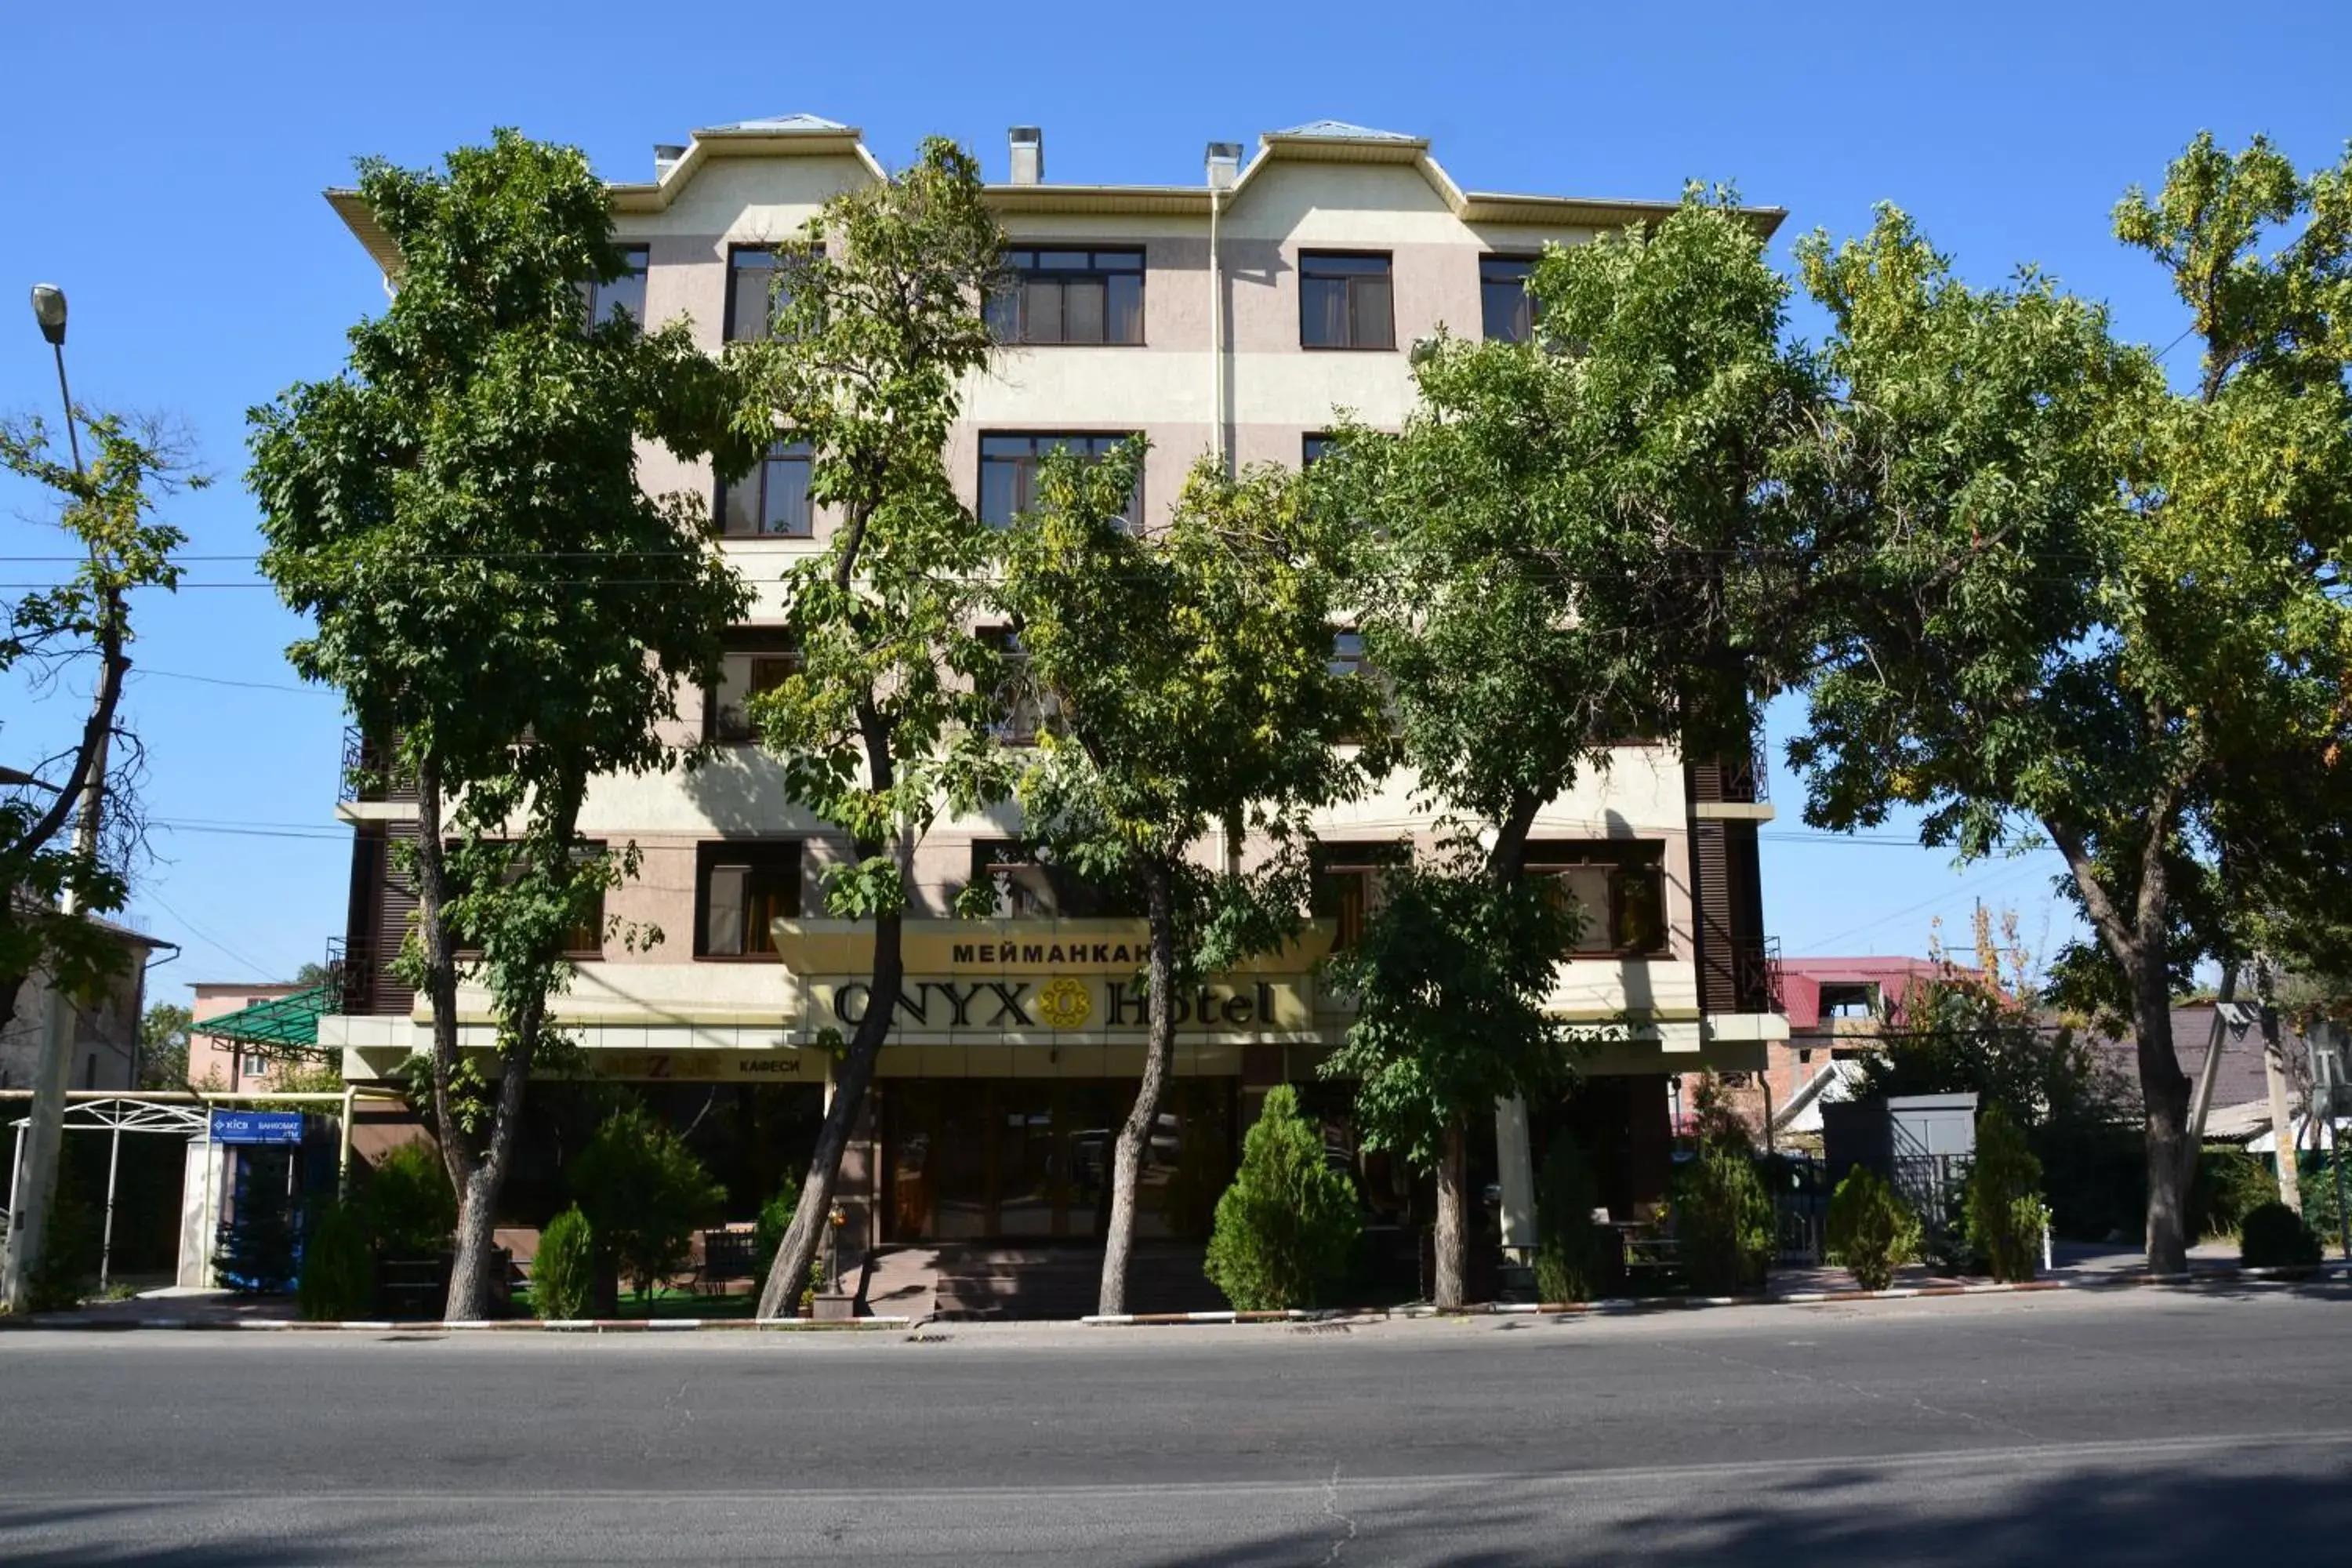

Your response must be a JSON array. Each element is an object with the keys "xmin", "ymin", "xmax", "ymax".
[{"xmin": 317, "ymin": 117, "xmax": 1787, "ymax": 1091}]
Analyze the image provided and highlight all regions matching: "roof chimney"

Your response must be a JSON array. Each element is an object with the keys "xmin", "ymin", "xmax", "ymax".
[
  {"xmin": 1009, "ymin": 126, "xmax": 1044, "ymax": 187},
  {"xmin": 1205, "ymin": 142, "xmax": 1242, "ymax": 191},
  {"xmin": 654, "ymin": 143, "xmax": 687, "ymax": 180}
]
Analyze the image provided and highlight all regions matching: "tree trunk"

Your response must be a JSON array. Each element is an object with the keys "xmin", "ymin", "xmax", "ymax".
[
  {"xmin": 1432, "ymin": 1116, "xmax": 1468, "ymax": 1309},
  {"xmin": 1099, "ymin": 858, "xmax": 1177, "ymax": 1316},
  {"xmin": 444, "ymin": 1020, "xmax": 533, "ymax": 1319},
  {"xmin": 409, "ymin": 757, "xmax": 474, "ymax": 1212},
  {"xmin": 2258, "ymin": 974, "xmax": 2302, "ymax": 1214},
  {"xmin": 2133, "ymin": 972, "xmax": 2193, "ymax": 1276}
]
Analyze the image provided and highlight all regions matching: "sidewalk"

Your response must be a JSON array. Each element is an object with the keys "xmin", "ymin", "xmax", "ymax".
[{"xmin": 11, "ymin": 1238, "xmax": 2345, "ymax": 1332}]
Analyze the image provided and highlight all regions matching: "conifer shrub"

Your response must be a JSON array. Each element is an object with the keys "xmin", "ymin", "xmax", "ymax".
[
  {"xmin": 1205, "ymin": 1085, "xmax": 1359, "ymax": 1310},
  {"xmin": 1825, "ymin": 1164, "xmax": 1920, "ymax": 1291},
  {"xmin": 532, "ymin": 1205, "xmax": 597, "ymax": 1319},
  {"xmin": 362, "ymin": 1141, "xmax": 457, "ymax": 1257},
  {"xmin": 570, "ymin": 1106, "xmax": 726, "ymax": 1298},
  {"xmin": 1671, "ymin": 1144, "xmax": 1775, "ymax": 1295},
  {"xmin": 1965, "ymin": 1104, "xmax": 2049, "ymax": 1282},
  {"xmin": 2238, "ymin": 1200, "xmax": 2323, "ymax": 1269},
  {"xmin": 1533, "ymin": 1131, "xmax": 1602, "ymax": 1304},
  {"xmin": 296, "ymin": 1202, "xmax": 376, "ymax": 1320}
]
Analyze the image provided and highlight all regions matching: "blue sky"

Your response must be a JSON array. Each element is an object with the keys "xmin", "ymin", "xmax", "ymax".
[{"xmin": 2, "ymin": 1, "xmax": 2346, "ymax": 999}]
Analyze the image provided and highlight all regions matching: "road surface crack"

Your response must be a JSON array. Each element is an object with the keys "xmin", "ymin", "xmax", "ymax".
[{"xmin": 1321, "ymin": 1461, "xmax": 1356, "ymax": 1564}]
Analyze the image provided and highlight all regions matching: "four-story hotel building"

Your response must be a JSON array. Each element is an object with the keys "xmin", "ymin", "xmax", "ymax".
[{"xmin": 320, "ymin": 115, "xmax": 1787, "ymax": 1298}]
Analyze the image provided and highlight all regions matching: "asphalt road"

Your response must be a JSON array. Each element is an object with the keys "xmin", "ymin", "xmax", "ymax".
[{"xmin": 5, "ymin": 1287, "xmax": 2350, "ymax": 1565}]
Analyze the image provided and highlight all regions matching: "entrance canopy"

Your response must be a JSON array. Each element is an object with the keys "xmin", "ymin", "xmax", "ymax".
[{"xmin": 198, "ymin": 985, "xmax": 337, "ymax": 1051}]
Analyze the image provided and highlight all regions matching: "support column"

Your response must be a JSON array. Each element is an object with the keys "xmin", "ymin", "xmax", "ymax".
[{"xmin": 1494, "ymin": 1095, "xmax": 1536, "ymax": 1260}]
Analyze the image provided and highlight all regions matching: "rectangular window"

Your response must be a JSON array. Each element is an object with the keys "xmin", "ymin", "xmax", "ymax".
[
  {"xmin": 584, "ymin": 246, "xmax": 650, "ymax": 328},
  {"xmin": 989, "ymin": 249, "xmax": 1145, "ymax": 345},
  {"xmin": 717, "ymin": 441, "xmax": 814, "ymax": 539},
  {"xmin": 978, "ymin": 434, "xmax": 1142, "ymax": 530},
  {"xmin": 726, "ymin": 245, "xmax": 818, "ymax": 342},
  {"xmin": 1480, "ymin": 255, "xmax": 1537, "ymax": 343},
  {"xmin": 1303, "ymin": 434, "xmax": 1334, "ymax": 467},
  {"xmin": 707, "ymin": 629, "xmax": 801, "ymax": 742},
  {"xmin": 696, "ymin": 841, "xmax": 802, "ymax": 957},
  {"xmin": 967, "ymin": 840, "xmax": 1139, "ymax": 918},
  {"xmin": 978, "ymin": 627, "xmax": 1054, "ymax": 744},
  {"xmin": 1328, "ymin": 629, "xmax": 1370, "ymax": 681},
  {"xmin": 1525, "ymin": 841, "xmax": 1668, "ymax": 956},
  {"xmin": 1299, "ymin": 252, "xmax": 1395, "ymax": 350},
  {"xmin": 1312, "ymin": 842, "xmax": 1410, "ymax": 953},
  {"xmin": 451, "ymin": 843, "xmax": 607, "ymax": 959}
]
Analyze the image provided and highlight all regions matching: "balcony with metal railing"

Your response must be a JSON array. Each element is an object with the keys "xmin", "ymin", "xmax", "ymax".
[{"xmin": 339, "ymin": 725, "xmax": 417, "ymax": 807}]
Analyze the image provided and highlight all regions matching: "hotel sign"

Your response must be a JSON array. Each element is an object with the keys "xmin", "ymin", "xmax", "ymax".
[{"xmin": 815, "ymin": 975, "xmax": 1305, "ymax": 1036}]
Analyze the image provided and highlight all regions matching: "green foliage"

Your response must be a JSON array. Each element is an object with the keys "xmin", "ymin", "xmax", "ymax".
[
  {"xmin": 1825, "ymin": 1165, "xmax": 1921, "ymax": 1291},
  {"xmin": 1856, "ymin": 977, "xmax": 2134, "ymax": 1132},
  {"xmin": 569, "ymin": 1106, "xmax": 725, "ymax": 1298},
  {"xmin": 1205, "ymin": 1086, "xmax": 1360, "ymax": 1311},
  {"xmin": 297, "ymin": 1203, "xmax": 376, "ymax": 1321},
  {"xmin": 24, "ymin": 1167, "xmax": 101, "ymax": 1312},
  {"xmin": 1791, "ymin": 138, "xmax": 2352, "ymax": 1273},
  {"xmin": 1965, "ymin": 1105, "xmax": 2049, "ymax": 1281},
  {"xmin": 2194, "ymin": 1148, "xmax": 2279, "ymax": 1240},
  {"xmin": 138, "ymin": 1003, "xmax": 193, "ymax": 1090},
  {"xmin": 1, "ymin": 412, "xmax": 196, "ymax": 1011},
  {"xmin": 531, "ymin": 1206, "xmax": 597, "ymax": 1320},
  {"xmin": 249, "ymin": 130, "xmax": 751, "ymax": 1292},
  {"xmin": 1322, "ymin": 863, "xmax": 1579, "ymax": 1171},
  {"xmin": 1533, "ymin": 1132, "xmax": 1602, "ymax": 1305},
  {"xmin": 737, "ymin": 136, "xmax": 1012, "ymax": 878},
  {"xmin": 2238, "ymin": 1200, "xmax": 2323, "ymax": 1269},
  {"xmin": 361, "ymin": 1142, "xmax": 457, "ymax": 1256},
  {"xmin": 1671, "ymin": 1145, "xmax": 1775, "ymax": 1296}
]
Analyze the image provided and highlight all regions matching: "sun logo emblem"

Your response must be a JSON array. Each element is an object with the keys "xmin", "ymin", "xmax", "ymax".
[{"xmin": 1035, "ymin": 976, "xmax": 1092, "ymax": 1031}]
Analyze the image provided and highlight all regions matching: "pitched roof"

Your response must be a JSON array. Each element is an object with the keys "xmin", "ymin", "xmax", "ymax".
[
  {"xmin": 1272, "ymin": 119, "xmax": 1419, "ymax": 143},
  {"xmin": 699, "ymin": 113, "xmax": 850, "ymax": 134}
]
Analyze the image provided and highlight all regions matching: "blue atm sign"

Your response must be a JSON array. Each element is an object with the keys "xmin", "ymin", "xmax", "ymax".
[{"xmin": 210, "ymin": 1109, "xmax": 304, "ymax": 1145}]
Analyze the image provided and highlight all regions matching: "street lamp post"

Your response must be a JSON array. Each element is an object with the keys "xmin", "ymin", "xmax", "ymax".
[{"xmin": 2, "ymin": 285, "xmax": 114, "ymax": 1314}]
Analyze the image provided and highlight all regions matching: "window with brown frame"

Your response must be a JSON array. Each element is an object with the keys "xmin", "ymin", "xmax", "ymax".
[
  {"xmin": 696, "ymin": 840, "xmax": 802, "ymax": 957},
  {"xmin": 978, "ymin": 434, "xmax": 1142, "ymax": 530},
  {"xmin": 1312, "ymin": 840, "xmax": 1410, "ymax": 952},
  {"xmin": 717, "ymin": 441, "xmax": 814, "ymax": 539},
  {"xmin": 1480, "ymin": 255, "xmax": 1538, "ymax": 343},
  {"xmin": 977, "ymin": 626, "xmax": 1054, "ymax": 744},
  {"xmin": 967, "ymin": 839, "xmax": 1142, "ymax": 918},
  {"xmin": 988, "ymin": 248, "xmax": 1145, "ymax": 345},
  {"xmin": 724, "ymin": 245, "xmax": 820, "ymax": 342},
  {"xmin": 1299, "ymin": 252, "xmax": 1395, "ymax": 350},
  {"xmin": 1525, "ymin": 840, "xmax": 1668, "ymax": 956},
  {"xmin": 450, "ymin": 842, "xmax": 607, "ymax": 959},
  {"xmin": 706, "ymin": 630, "xmax": 801, "ymax": 742},
  {"xmin": 583, "ymin": 246, "xmax": 649, "ymax": 329}
]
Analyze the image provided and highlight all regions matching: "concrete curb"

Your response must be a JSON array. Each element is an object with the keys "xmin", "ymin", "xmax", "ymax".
[
  {"xmin": 1, "ymin": 1315, "xmax": 914, "ymax": 1334},
  {"xmin": 1080, "ymin": 1262, "xmax": 2352, "ymax": 1326}
]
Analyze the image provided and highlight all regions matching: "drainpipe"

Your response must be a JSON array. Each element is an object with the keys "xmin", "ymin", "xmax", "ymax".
[{"xmin": 1206, "ymin": 143, "xmax": 1241, "ymax": 471}]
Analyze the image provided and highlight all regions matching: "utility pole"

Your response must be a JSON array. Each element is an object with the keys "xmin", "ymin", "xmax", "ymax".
[
  {"xmin": 2256, "ymin": 959, "xmax": 2301, "ymax": 1214},
  {"xmin": 2, "ymin": 284, "xmax": 109, "ymax": 1312}
]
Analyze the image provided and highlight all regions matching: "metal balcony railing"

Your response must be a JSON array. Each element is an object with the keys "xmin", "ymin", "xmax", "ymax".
[
  {"xmin": 1734, "ymin": 935, "xmax": 1785, "ymax": 1015},
  {"xmin": 340, "ymin": 725, "xmax": 416, "ymax": 804}
]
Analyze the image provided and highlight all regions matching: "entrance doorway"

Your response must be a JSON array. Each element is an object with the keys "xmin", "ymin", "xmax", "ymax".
[{"xmin": 882, "ymin": 1078, "xmax": 1234, "ymax": 1244}]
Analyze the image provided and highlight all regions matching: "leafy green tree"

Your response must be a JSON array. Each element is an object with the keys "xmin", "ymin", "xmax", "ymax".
[
  {"xmin": 1204, "ymin": 1085, "xmax": 1360, "ymax": 1311},
  {"xmin": 999, "ymin": 448, "xmax": 1381, "ymax": 1315},
  {"xmin": 1323, "ymin": 862, "xmax": 1578, "ymax": 1308},
  {"xmin": 1317, "ymin": 190, "xmax": 1816, "ymax": 1308},
  {"xmin": 139, "ymin": 1002, "xmax": 193, "ymax": 1091},
  {"xmin": 1793, "ymin": 136, "xmax": 2352, "ymax": 1274},
  {"xmin": 251, "ymin": 129, "xmax": 750, "ymax": 1319},
  {"xmin": 1, "ymin": 412, "xmax": 194, "ymax": 1311},
  {"xmin": 570, "ymin": 1107, "xmax": 724, "ymax": 1298},
  {"xmin": 361, "ymin": 1141, "xmax": 456, "ymax": 1256},
  {"xmin": 735, "ymin": 139, "xmax": 1011, "ymax": 1320}
]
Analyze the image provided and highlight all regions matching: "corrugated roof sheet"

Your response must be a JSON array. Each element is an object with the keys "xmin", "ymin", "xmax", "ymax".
[
  {"xmin": 702, "ymin": 114, "xmax": 849, "ymax": 133},
  {"xmin": 1272, "ymin": 119, "xmax": 1418, "ymax": 142}
]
